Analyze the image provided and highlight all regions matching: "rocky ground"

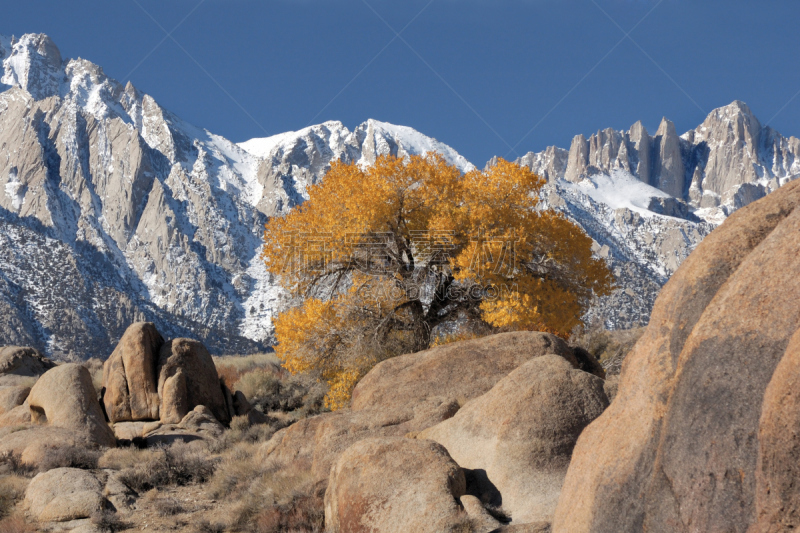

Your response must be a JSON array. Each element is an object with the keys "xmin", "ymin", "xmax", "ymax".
[{"xmin": 1, "ymin": 179, "xmax": 800, "ymax": 532}]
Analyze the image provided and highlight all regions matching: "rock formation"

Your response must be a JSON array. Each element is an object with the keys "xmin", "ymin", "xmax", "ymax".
[
  {"xmin": 102, "ymin": 322, "xmax": 163, "ymax": 423},
  {"xmin": 0, "ymin": 346, "xmax": 55, "ymax": 385},
  {"xmin": 324, "ymin": 437, "xmax": 468, "ymax": 533},
  {"xmin": 419, "ymin": 355, "xmax": 608, "ymax": 524},
  {"xmin": 264, "ymin": 332, "xmax": 597, "ymax": 487},
  {"xmin": 157, "ymin": 338, "xmax": 229, "ymax": 425},
  {"xmin": 28, "ymin": 363, "xmax": 115, "ymax": 447},
  {"xmin": 553, "ymin": 178, "xmax": 800, "ymax": 532}
]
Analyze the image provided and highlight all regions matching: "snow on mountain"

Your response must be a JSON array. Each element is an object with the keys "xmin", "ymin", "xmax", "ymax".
[
  {"xmin": 562, "ymin": 171, "xmax": 673, "ymax": 218},
  {"xmin": 239, "ymin": 119, "xmax": 475, "ymax": 174},
  {"xmin": 0, "ymin": 32, "xmax": 797, "ymax": 357},
  {"xmin": 0, "ymin": 33, "xmax": 480, "ymax": 358}
]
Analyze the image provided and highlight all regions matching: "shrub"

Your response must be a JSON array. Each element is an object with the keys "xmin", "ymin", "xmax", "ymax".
[
  {"xmin": 81, "ymin": 358, "xmax": 105, "ymax": 397},
  {"xmin": 207, "ymin": 441, "xmax": 322, "ymax": 528},
  {"xmin": 0, "ymin": 476, "xmax": 28, "ymax": 519},
  {"xmin": 91, "ymin": 510, "xmax": 128, "ymax": 532},
  {"xmin": 236, "ymin": 372, "xmax": 326, "ymax": 418},
  {"xmin": 235, "ymin": 370, "xmax": 281, "ymax": 402},
  {"xmin": 196, "ymin": 521, "xmax": 225, "ymax": 533},
  {"xmin": 117, "ymin": 441, "xmax": 215, "ymax": 491},
  {"xmin": 37, "ymin": 445, "xmax": 102, "ymax": 471},
  {"xmin": 98, "ymin": 446, "xmax": 159, "ymax": 470},
  {"xmin": 207, "ymin": 416, "xmax": 281, "ymax": 454},
  {"xmin": 0, "ymin": 453, "xmax": 33, "ymax": 478},
  {"xmin": 141, "ymin": 490, "xmax": 185, "ymax": 517},
  {"xmin": 217, "ymin": 365, "xmax": 242, "ymax": 389},
  {"xmin": 252, "ymin": 492, "xmax": 325, "ymax": 533}
]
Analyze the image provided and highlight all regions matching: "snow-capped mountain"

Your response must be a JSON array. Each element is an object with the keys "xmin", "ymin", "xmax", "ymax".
[
  {"xmin": 0, "ymin": 34, "xmax": 479, "ymax": 359},
  {"xmin": 510, "ymin": 101, "xmax": 800, "ymax": 224},
  {"xmin": 504, "ymin": 100, "xmax": 800, "ymax": 328},
  {"xmin": 0, "ymin": 33, "xmax": 797, "ymax": 358}
]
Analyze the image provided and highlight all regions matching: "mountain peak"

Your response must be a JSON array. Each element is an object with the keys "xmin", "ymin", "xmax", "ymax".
[
  {"xmin": 1, "ymin": 33, "xmax": 63, "ymax": 100},
  {"xmin": 656, "ymin": 117, "xmax": 677, "ymax": 138}
]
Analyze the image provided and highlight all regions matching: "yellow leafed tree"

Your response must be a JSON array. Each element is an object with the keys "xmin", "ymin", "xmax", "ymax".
[{"xmin": 262, "ymin": 154, "xmax": 613, "ymax": 409}]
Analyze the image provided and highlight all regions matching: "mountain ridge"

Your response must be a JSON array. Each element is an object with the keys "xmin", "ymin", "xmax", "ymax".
[{"xmin": 0, "ymin": 32, "xmax": 796, "ymax": 358}]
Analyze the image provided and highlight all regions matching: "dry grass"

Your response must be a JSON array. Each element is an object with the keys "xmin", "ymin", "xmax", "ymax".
[
  {"xmin": 81, "ymin": 358, "xmax": 105, "ymax": 397},
  {"xmin": 206, "ymin": 441, "xmax": 323, "ymax": 530},
  {"xmin": 0, "ymin": 476, "xmax": 28, "ymax": 520},
  {"xmin": 0, "ymin": 515, "xmax": 34, "ymax": 533},
  {"xmin": 140, "ymin": 490, "xmax": 185, "ymax": 517},
  {"xmin": 117, "ymin": 441, "xmax": 216, "ymax": 492},
  {"xmin": 214, "ymin": 353, "xmax": 284, "ymax": 388},
  {"xmin": 98, "ymin": 446, "xmax": 162, "ymax": 470},
  {"xmin": 216, "ymin": 352, "xmax": 326, "ymax": 420},
  {"xmin": 207, "ymin": 415, "xmax": 282, "ymax": 454},
  {"xmin": 37, "ymin": 445, "xmax": 102, "ymax": 472},
  {"xmin": 91, "ymin": 509, "xmax": 129, "ymax": 532}
]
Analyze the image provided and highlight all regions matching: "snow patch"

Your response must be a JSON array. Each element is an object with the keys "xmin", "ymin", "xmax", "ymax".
[
  {"xmin": 360, "ymin": 119, "xmax": 476, "ymax": 173},
  {"xmin": 561, "ymin": 171, "xmax": 672, "ymax": 217},
  {"xmin": 239, "ymin": 121, "xmax": 348, "ymax": 159},
  {"xmin": 4, "ymin": 168, "xmax": 25, "ymax": 211}
]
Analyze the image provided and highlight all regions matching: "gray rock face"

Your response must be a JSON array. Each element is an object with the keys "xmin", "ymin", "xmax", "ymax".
[
  {"xmin": 535, "ymin": 183, "xmax": 714, "ymax": 329},
  {"xmin": 0, "ymin": 34, "xmax": 473, "ymax": 359},
  {"xmin": 518, "ymin": 101, "xmax": 800, "ymax": 223},
  {"xmin": 0, "ymin": 31, "xmax": 798, "ymax": 353}
]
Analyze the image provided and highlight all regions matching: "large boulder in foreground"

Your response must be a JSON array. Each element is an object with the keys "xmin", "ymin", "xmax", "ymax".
[
  {"xmin": 24, "ymin": 467, "xmax": 106, "ymax": 522},
  {"xmin": 28, "ymin": 363, "xmax": 115, "ymax": 447},
  {"xmin": 554, "ymin": 178, "xmax": 800, "ymax": 532},
  {"xmin": 157, "ymin": 338, "xmax": 229, "ymax": 425},
  {"xmin": 420, "ymin": 354, "xmax": 608, "ymax": 525},
  {"xmin": 752, "ymin": 329, "xmax": 800, "ymax": 533},
  {"xmin": 102, "ymin": 322, "xmax": 163, "ymax": 423},
  {"xmin": 264, "ymin": 332, "xmax": 593, "ymax": 486},
  {"xmin": 351, "ymin": 331, "xmax": 592, "ymax": 421},
  {"xmin": 324, "ymin": 437, "xmax": 468, "ymax": 533},
  {"xmin": 0, "ymin": 346, "xmax": 55, "ymax": 386}
]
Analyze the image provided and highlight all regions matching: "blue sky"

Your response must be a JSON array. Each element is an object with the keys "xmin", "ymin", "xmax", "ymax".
[{"xmin": 3, "ymin": 0, "xmax": 800, "ymax": 166}]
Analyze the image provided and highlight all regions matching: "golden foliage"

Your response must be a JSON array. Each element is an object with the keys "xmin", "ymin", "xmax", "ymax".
[{"xmin": 263, "ymin": 155, "xmax": 613, "ymax": 408}]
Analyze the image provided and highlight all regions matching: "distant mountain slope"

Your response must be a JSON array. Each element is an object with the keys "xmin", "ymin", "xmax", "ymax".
[
  {"xmin": 0, "ymin": 34, "xmax": 476, "ymax": 358},
  {"xmin": 0, "ymin": 33, "xmax": 797, "ymax": 358}
]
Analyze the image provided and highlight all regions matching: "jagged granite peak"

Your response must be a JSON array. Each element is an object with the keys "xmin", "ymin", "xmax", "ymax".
[
  {"xmin": 514, "ymin": 101, "xmax": 800, "ymax": 223},
  {"xmin": 239, "ymin": 118, "xmax": 475, "ymax": 217},
  {"xmin": 1, "ymin": 32, "xmax": 798, "ymax": 357},
  {"xmin": 0, "ymin": 33, "xmax": 479, "ymax": 358},
  {"xmin": 652, "ymin": 117, "xmax": 686, "ymax": 198},
  {"xmin": 1, "ymin": 33, "xmax": 63, "ymax": 100}
]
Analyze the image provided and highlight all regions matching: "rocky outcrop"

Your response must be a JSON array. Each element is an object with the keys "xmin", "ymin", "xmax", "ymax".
[
  {"xmin": 751, "ymin": 329, "xmax": 800, "ymax": 532},
  {"xmin": 0, "ymin": 33, "xmax": 481, "ymax": 359},
  {"xmin": 0, "ymin": 346, "xmax": 55, "ymax": 385},
  {"xmin": 324, "ymin": 437, "xmax": 468, "ymax": 533},
  {"xmin": 553, "ymin": 178, "xmax": 800, "ymax": 532},
  {"xmin": 519, "ymin": 101, "xmax": 800, "ymax": 220},
  {"xmin": 0, "ymin": 385, "xmax": 29, "ymax": 414},
  {"xmin": 24, "ymin": 467, "xmax": 106, "ymax": 522},
  {"xmin": 102, "ymin": 322, "xmax": 163, "ymax": 423},
  {"xmin": 351, "ymin": 331, "xmax": 587, "ymax": 418},
  {"xmin": 99, "ymin": 324, "xmax": 250, "ymax": 435},
  {"xmin": 28, "ymin": 363, "xmax": 115, "ymax": 447},
  {"xmin": 157, "ymin": 338, "xmax": 229, "ymax": 425},
  {"xmin": 420, "ymin": 355, "xmax": 608, "ymax": 525},
  {"xmin": 264, "ymin": 332, "xmax": 598, "ymax": 488}
]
